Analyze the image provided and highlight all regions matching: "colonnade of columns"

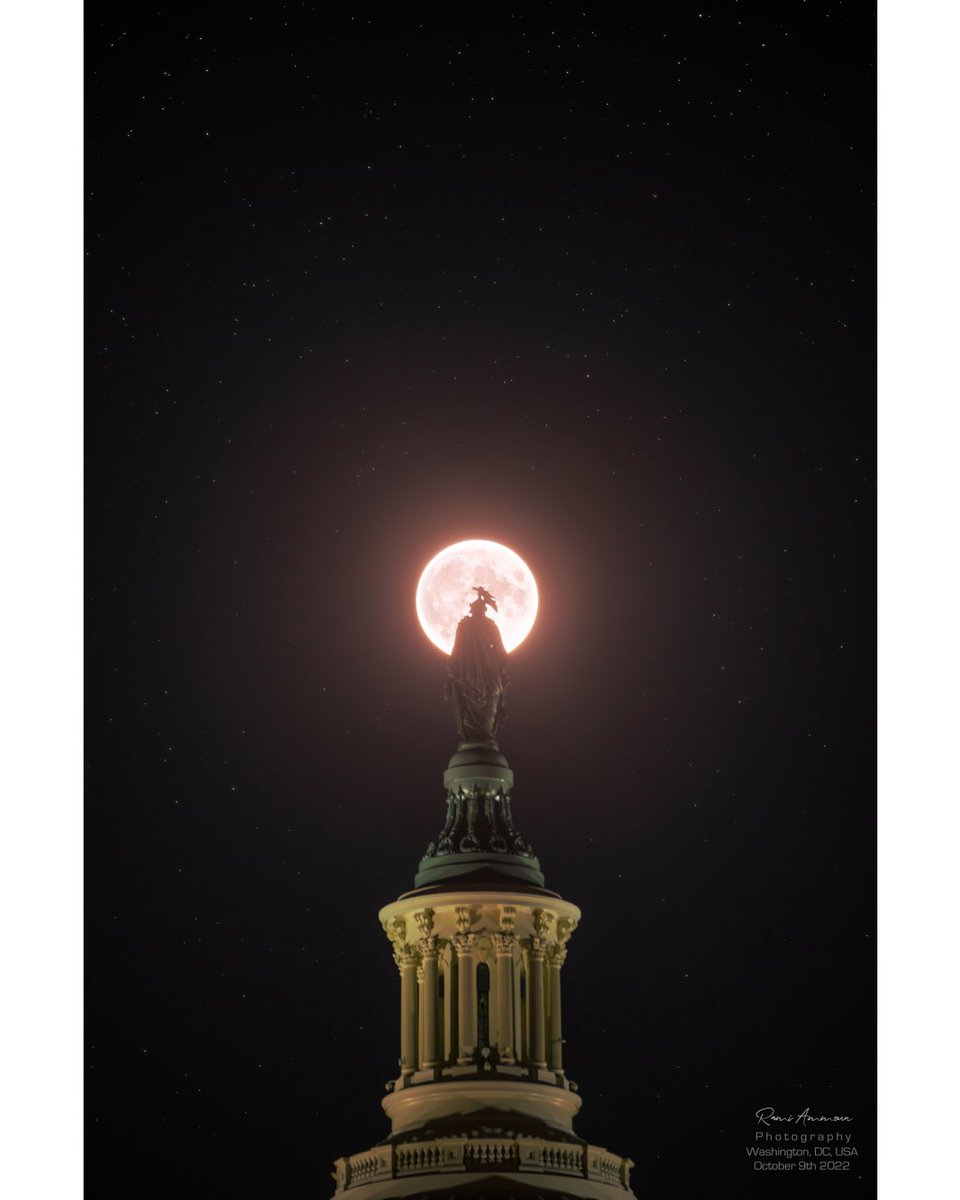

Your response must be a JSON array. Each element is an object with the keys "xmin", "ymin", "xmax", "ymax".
[{"xmin": 395, "ymin": 911, "xmax": 568, "ymax": 1078}]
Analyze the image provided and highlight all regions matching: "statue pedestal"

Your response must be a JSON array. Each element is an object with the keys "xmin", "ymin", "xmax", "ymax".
[{"xmin": 417, "ymin": 744, "xmax": 543, "ymax": 888}]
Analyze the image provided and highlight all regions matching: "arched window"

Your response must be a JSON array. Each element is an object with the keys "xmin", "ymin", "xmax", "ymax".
[{"xmin": 476, "ymin": 962, "xmax": 490, "ymax": 1050}]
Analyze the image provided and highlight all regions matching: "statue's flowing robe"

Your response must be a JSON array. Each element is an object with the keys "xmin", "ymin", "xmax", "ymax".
[{"xmin": 446, "ymin": 613, "xmax": 510, "ymax": 744}]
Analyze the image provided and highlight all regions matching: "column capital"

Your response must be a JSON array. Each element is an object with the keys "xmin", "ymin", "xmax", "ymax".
[
  {"xmin": 397, "ymin": 943, "xmax": 420, "ymax": 971},
  {"xmin": 491, "ymin": 931, "xmax": 514, "ymax": 955},
  {"xmin": 548, "ymin": 944, "xmax": 568, "ymax": 968},
  {"xmin": 385, "ymin": 916, "xmax": 408, "ymax": 968},
  {"xmin": 525, "ymin": 935, "xmax": 548, "ymax": 960},
  {"xmin": 418, "ymin": 934, "xmax": 440, "ymax": 959},
  {"xmin": 452, "ymin": 931, "xmax": 478, "ymax": 954}
]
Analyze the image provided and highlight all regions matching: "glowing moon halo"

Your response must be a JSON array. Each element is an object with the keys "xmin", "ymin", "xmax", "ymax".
[{"xmin": 416, "ymin": 540, "xmax": 538, "ymax": 655}]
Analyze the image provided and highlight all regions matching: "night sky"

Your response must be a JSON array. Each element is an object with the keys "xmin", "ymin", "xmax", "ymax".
[{"xmin": 87, "ymin": 5, "xmax": 875, "ymax": 1196}]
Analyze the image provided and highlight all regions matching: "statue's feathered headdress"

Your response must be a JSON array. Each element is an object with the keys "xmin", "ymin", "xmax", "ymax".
[{"xmin": 473, "ymin": 586, "xmax": 498, "ymax": 613}]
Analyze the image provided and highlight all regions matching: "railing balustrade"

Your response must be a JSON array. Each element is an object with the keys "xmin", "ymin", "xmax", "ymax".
[{"xmin": 338, "ymin": 1136, "xmax": 631, "ymax": 1191}]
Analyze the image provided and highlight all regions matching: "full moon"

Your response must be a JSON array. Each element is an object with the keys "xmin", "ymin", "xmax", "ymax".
[{"xmin": 415, "ymin": 540, "xmax": 538, "ymax": 655}]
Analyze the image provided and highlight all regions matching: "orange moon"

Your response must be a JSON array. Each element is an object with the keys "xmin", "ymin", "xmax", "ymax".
[{"xmin": 415, "ymin": 540, "xmax": 539, "ymax": 655}]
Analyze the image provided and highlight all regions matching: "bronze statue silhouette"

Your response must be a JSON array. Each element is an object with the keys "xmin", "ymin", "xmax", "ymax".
[{"xmin": 446, "ymin": 587, "xmax": 510, "ymax": 747}]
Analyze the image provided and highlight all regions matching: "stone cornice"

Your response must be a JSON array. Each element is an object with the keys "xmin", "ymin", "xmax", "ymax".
[{"xmin": 380, "ymin": 891, "xmax": 581, "ymax": 947}]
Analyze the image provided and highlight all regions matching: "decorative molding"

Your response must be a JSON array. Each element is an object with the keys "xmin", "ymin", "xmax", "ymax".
[
  {"xmin": 533, "ymin": 908, "xmax": 554, "ymax": 938},
  {"xmin": 421, "ymin": 786, "xmax": 537, "ymax": 862},
  {"xmin": 556, "ymin": 915, "xmax": 577, "ymax": 947},
  {"xmin": 384, "ymin": 915, "xmax": 407, "ymax": 946},
  {"xmin": 413, "ymin": 908, "xmax": 435, "ymax": 937}
]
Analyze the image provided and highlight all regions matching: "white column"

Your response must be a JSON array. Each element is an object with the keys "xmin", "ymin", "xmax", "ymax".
[
  {"xmin": 515, "ymin": 958, "xmax": 526, "ymax": 1064},
  {"xmin": 416, "ymin": 962, "xmax": 425, "ymax": 1066},
  {"xmin": 443, "ymin": 958, "xmax": 456, "ymax": 1063},
  {"xmin": 399, "ymin": 946, "xmax": 419, "ymax": 1073},
  {"xmin": 527, "ymin": 936, "xmax": 547, "ymax": 1068},
  {"xmin": 547, "ymin": 945, "xmax": 567, "ymax": 1070},
  {"xmin": 420, "ymin": 935, "xmax": 439, "ymax": 1068},
  {"xmin": 492, "ymin": 932, "xmax": 515, "ymax": 1063},
  {"xmin": 453, "ymin": 932, "xmax": 477, "ymax": 1064}
]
